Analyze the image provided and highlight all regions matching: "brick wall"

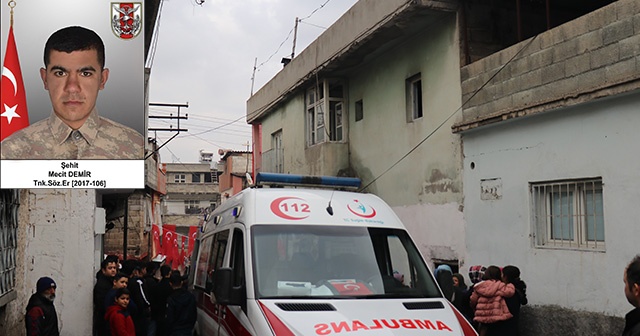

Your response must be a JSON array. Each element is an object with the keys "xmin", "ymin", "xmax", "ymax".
[
  {"xmin": 454, "ymin": 0, "xmax": 640, "ymax": 132},
  {"xmin": 103, "ymin": 192, "xmax": 150, "ymax": 258}
]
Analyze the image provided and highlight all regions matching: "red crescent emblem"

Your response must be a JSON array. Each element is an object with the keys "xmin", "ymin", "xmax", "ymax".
[
  {"xmin": 270, "ymin": 197, "xmax": 310, "ymax": 220},
  {"xmin": 347, "ymin": 200, "xmax": 377, "ymax": 218}
]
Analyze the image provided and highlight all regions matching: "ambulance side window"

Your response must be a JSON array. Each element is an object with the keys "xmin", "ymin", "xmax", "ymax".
[
  {"xmin": 194, "ymin": 236, "xmax": 213, "ymax": 290},
  {"xmin": 202, "ymin": 230, "xmax": 230, "ymax": 293},
  {"xmin": 230, "ymin": 228, "xmax": 245, "ymax": 287},
  {"xmin": 209, "ymin": 230, "xmax": 230, "ymax": 291}
]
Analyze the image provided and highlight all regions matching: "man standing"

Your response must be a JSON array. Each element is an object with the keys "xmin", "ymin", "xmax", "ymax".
[
  {"xmin": 25, "ymin": 276, "xmax": 59, "ymax": 336},
  {"xmin": 623, "ymin": 255, "xmax": 640, "ymax": 336},
  {"xmin": 154, "ymin": 265, "xmax": 173, "ymax": 336},
  {"xmin": 94, "ymin": 258, "xmax": 118, "ymax": 336},
  {"xmin": 0, "ymin": 26, "xmax": 143, "ymax": 159},
  {"xmin": 165, "ymin": 273, "xmax": 196, "ymax": 336}
]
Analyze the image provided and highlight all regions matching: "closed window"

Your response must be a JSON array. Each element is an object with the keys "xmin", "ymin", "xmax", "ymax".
[
  {"xmin": 531, "ymin": 178, "xmax": 604, "ymax": 250},
  {"xmin": 406, "ymin": 73, "xmax": 423, "ymax": 121},
  {"xmin": 174, "ymin": 174, "xmax": 186, "ymax": 183},
  {"xmin": 194, "ymin": 230, "xmax": 229, "ymax": 293},
  {"xmin": 355, "ymin": 99, "xmax": 363, "ymax": 122},
  {"xmin": 192, "ymin": 173, "xmax": 201, "ymax": 183},
  {"xmin": 272, "ymin": 130, "xmax": 283, "ymax": 173}
]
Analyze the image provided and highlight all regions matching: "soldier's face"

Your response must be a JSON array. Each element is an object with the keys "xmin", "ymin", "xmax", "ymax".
[{"xmin": 40, "ymin": 49, "xmax": 109, "ymax": 130}]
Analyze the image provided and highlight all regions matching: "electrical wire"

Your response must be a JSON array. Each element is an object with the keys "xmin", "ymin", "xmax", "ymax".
[
  {"xmin": 358, "ymin": 34, "xmax": 540, "ymax": 192},
  {"xmin": 256, "ymin": 0, "xmax": 335, "ymax": 72},
  {"xmin": 146, "ymin": 0, "xmax": 165, "ymax": 69}
]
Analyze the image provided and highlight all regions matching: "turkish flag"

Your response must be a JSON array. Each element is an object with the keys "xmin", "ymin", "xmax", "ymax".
[
  {"xmin": 179, "ymin": 236, "xmax": 187, "ymax": 268},
  {"xmin": 162, "ymin": 224, "xmax": 176, "ymax": 265},
  {"xmin": 151, "ymin": 225, "xmax": 161, "ymax": 259},
  {"xmin": 1, "ymin": 26, "xmax": 29, "ymax": 141},
  {"xmin": 172, "ymin": 235, "xmax": 180, "ymax": 269},
  {"xmin": 187, "ymin": 226, "xmax": 198, "ymax": 257}
]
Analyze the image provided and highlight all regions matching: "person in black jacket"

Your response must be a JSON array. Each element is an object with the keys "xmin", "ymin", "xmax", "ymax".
[
  {"xmin": 25, "ymin": 276, "xmax": 59, "ymax": 336},
  {"xmin": 142, "ymin": 261, "xmax": 159, "ymax": 336},
  {"xmin": 166, "ymin": 273, "xmax": 196, "ymax": 336},
  {"xmin": 154, "ymin": 265, "xmax": 173, "ymax": 336},
  {"xmin": 623, "ymin": 255, "xmax": 640, "ymax": 336},
  {"xmin": 94, "ymin": 258, "xmax": 118, "ymax": 336},
  {"xmin": 128, "ymin": 264, "xmax": 151, "ymax": 335}
]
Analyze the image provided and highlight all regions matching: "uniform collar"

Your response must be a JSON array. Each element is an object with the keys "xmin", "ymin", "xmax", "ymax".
[{"xmin": 49, "ymin": 109, "xmax": 100, "ymax": 146}]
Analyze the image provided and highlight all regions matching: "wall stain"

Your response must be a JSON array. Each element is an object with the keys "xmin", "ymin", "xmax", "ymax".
[{"xmin": 423, "ymin": 169, "xmax": 460, "ymax": 194}]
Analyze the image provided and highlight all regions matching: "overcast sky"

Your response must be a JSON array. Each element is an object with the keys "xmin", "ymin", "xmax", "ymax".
[{"xmin": 148, "ymin": 0, "xmax": 358, "ymax": 163}]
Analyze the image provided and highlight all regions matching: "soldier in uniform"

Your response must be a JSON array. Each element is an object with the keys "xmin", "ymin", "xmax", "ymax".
[{"xmin": 0, "ymin": 26, "xmax": 143, "ymax": 160}]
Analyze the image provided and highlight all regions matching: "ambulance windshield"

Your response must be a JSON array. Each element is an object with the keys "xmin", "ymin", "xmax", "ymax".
[{"xmin": 252, "ymin": 225, "xmax": 441, "ymax": 299}]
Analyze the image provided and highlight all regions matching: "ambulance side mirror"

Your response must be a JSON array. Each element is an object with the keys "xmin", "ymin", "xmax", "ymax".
[{"xmin": 211, "ymin": 267, "xmax": 243, "ymax": 306}]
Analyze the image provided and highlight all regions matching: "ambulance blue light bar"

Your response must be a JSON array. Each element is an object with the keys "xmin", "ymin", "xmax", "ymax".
[{"xmin": 255, "ymin": 172, "xmax": 361, "ymax": 189}]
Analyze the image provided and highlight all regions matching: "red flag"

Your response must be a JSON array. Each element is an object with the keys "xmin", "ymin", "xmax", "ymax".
[
  {"xmin": 172, "ymin": 235, "xmax": 180, "ymax": 269},
  {"xmin": 151, "ymin": 225, "xmax": 161, "ymax": 259},
  {"xmin": 1, "ymin": 26, "xmax": 29, "ymax": 141},
  {"xmin": 179, "ymin": 236, "xmax": 187, "ymax": 268},
  {"xmin": 187, "ymin": 226, "xmax": 198, "ymax": 257},
  {"xmin": 162, "ymin": 224, "xmax": 176, "ymax": 265}
]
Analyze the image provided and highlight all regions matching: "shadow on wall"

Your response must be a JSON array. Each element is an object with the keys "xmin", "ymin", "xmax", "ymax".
[{"xmin": 519, "ymin": 305, "xmax": 623, "ymax": 336}]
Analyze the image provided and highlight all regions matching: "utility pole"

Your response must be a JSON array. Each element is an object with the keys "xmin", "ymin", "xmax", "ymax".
[
  {"xmin": 250, "ymin": 57, "xmax": 257, "ymax": 96},
  {"xmin": 291, "ymin": 17, "xmax": 299, "ymax": 59},
  {"xmin": 147, "ymin": 102, "xmax": 189, "ymax": 159}
]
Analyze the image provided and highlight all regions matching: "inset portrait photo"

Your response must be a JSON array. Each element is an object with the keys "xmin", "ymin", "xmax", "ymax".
[{"xmin": 0, "ymin": 1, "xmax": 145, "ymax": 160}]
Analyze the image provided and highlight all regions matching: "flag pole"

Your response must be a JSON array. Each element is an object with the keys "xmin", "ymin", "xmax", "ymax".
[{"xmin": 8, "ymin": 0, "xmax": 16, "ymax": 27}]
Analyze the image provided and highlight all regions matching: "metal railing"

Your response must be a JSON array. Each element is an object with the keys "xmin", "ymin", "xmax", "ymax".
[{"xmin": 0, "ymin": 189, "xmax": 19, "ymax": 306}]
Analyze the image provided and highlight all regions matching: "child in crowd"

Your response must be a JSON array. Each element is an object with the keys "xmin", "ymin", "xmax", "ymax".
[
  {"xmin": 492, "ymin": 265, "xmax": 528, "ymax": 336},
  {"xmin": 470, "ymin": 265, "xmax": 515, "ymax": 336},
  {"xmin": 105, "ymin": 288, "xmax": 135, "ymax": 336}
]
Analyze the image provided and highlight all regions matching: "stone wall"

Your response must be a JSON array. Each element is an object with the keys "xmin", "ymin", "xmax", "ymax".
[
  {"xmin": 454, "ymin": 0, "xmax": 640, "ymax": 132},
  {"xmin": 519, "ymin": 305, "xmax": 624, "ymax": 336}
]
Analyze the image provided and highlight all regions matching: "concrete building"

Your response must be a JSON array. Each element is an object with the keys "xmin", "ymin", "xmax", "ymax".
[
  {"xmin": 162, "ymin": 162, "xmax": 220, "ymax": 235},
  {"xmin": 247, "ymin": 0, "xmax": 637, "ymax": 334},
  {"xmin": 218, "ymin": 149, "xmax": 252, "ymax": 200},
  {"xmin": 454, "ymin": 1, "xmax": 640, "ymax": 334}
]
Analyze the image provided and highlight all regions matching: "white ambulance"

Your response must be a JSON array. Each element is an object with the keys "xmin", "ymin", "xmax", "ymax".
[{"xmin": 189, "ymin": 173, "xmax": 477, "ymax": 336}]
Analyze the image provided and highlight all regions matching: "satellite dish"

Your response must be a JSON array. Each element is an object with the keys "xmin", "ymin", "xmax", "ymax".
[{"xmin": 246, "ymin": 173, "xmax": 254, "ymax": 186}]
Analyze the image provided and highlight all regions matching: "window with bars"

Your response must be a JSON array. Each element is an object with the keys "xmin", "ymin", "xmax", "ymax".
[
  {"xmin": 531, "ymin": 178, "xmax": 605, "ymax": 250},
  {"xmin": 0, "ymin": 189, "xmax": 18, "ymax": 307}
]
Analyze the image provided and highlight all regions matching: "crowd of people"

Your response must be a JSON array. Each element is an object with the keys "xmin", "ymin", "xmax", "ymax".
[
  {"xmin": 435, "ymin": 264, "xmax": 528, "ymax": 336},
  {"xmin": 92, "ymin": 255, "xmax": 196, "ymax": 336},
  {"xmin": 24, "ymin": 255, "xmax": 640, "ymax": 336}
]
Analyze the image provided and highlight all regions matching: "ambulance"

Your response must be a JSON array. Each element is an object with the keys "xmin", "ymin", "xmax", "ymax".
[{"xmin": 189, "ymin": 173, "xmax": 477, "ymax": 336}]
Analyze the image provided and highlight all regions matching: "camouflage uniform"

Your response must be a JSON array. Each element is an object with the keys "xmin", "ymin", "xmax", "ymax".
[{"xmin": 0, "ymin": 109, "xmax": 144, "ymax": 160}]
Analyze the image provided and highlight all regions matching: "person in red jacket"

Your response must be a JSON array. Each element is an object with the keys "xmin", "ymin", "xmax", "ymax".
[
  {"xmin": 470, "ymin": 265, "xmax": 515, "ymax": 336},
  {"xmin": 105, "ymin": 288, "xmax": 135, "ymax": 336}
]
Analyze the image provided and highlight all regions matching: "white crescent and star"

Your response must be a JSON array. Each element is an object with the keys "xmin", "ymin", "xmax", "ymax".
[
  {"xmin": 1, "ymin": 66, "xmax": 21, "ymax": 124},
  {"xmin": 2, "ymin": 66, "xmax": 17, "ymax": 94}
]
